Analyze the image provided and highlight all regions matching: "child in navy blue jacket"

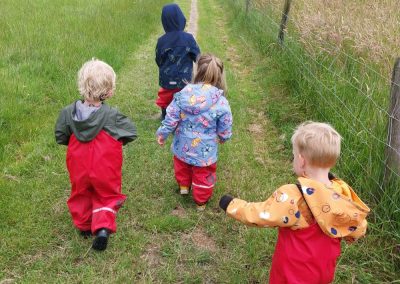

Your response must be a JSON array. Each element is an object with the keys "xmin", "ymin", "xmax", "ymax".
[{"xmin": 155, "ymin": 3, "xmax": 200, "ymax": 120}]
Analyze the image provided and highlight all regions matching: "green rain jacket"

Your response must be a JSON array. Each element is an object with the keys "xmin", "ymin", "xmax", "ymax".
[{"xmin": 55, "ymin": 101, "xmax": 137, "ymax": 145}]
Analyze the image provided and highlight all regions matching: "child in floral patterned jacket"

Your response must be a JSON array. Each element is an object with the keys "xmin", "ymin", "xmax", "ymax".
[
  {"xmin": 219, "ymin": 121, "xmax": 370, "ymax": 284},
  {"xmin": 156, "ymin": 54, "xmax": 232, "ymax": 211}
]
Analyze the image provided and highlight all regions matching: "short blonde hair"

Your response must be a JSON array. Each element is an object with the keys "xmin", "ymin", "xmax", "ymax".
[
  {"xmin": 77, "ymin": 59, "xmax": 116, "ymax": 101},
  {"xmin": 193, "ymin": 53, "xmax": 227, "ymax": 93},
  {"xmin": 291, "ymin": 121, "xmax": 342, "ymax": 168}
]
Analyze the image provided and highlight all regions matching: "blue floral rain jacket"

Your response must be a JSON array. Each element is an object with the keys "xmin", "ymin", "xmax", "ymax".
[{"xmin": 156, "ymin": 83, "xmax": 233, "ymax": 166}]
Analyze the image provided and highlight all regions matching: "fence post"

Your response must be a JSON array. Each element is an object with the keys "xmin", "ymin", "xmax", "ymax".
[
  {"xmin": 385, "ymin": 58, "xmax": 400, "ymax": 180},
  {"xmin": 246, "ymin": 0, "xmax": 250, "ymax": 15},
  {"xmin": 278, "ymin": 0, "xmax": 292, "ymax": 46}
]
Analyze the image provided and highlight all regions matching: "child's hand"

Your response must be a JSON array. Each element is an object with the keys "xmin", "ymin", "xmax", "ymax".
[
  {"xmin": 157, "ymin": 135, "xmax": 165, "ymax": 146},
  {"xmin": 219, "ymin": 195, "xmax": 233, "ymax": 212},
  {"xmin": 344, "ymin": 236, "xmax": 356, "ymax": 244}
]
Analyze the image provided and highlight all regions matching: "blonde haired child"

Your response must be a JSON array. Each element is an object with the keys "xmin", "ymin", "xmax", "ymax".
[
  {"xmin": 55, "ymin": 59, "xmax": 137, "ymax": 251},
  {"xmin": 77, "ymin": 59, "xmax": 116, "ymax": 102},
  {"xmin": 219, "ymin": 121, "xmax": 370, "ymax": 283},
  {"xmin": 156, "ymin": 53, "xmax": 232, "ymax": 211}
]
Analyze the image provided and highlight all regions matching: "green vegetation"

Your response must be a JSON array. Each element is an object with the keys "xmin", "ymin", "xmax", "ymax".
[
  {"xmin": 1, "ymin": 0, "xmax": 398, "ymax": 282},
  {"xmin": 218, "ymin": 0, "xmax": 399, "ymax": 281}
]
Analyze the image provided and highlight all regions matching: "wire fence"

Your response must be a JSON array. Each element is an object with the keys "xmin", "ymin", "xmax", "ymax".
[{"xmin": 239, "ymin": 0, "xmax": 400, "ymax": 239}]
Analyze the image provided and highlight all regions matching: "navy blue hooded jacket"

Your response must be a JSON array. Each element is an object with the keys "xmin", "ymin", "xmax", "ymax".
[{"xmin": 155, "ymin": 4, "xmax": 200, "ymax": 89}]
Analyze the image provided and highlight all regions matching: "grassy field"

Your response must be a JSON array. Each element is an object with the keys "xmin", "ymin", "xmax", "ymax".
[{"xmin": 1, "ymin": 0, "xmax": 399, "ymax": 282}]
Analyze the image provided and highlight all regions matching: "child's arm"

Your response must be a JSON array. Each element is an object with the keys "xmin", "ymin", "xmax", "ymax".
[
  {"xmin": 189, "ymin": 36, "xmax": 200, "ymax": 62},
  {"xmin": 115, "ymin": 112, "xmax": 137, "ymax": 145},
  {"xmin": 156, "ymin": 96, "xmax": 181, "ymax": 145},
  {"xmin": 219, "ymin": 185, "xmax": 301, "ymax": 228},
  {"xmin": 155, "ymin": 45, "xmax": 162, "ymax": 67},
  {"xmin": 216, "ymin": 98, "xmax": 233, "ymax": 143},
  {"xmin": 343, "ymin": 219, "xmax": 368, "ymax": 244},
  {"xmin": 55, "ymin": 109, "xmax": 71, "ymax": 145}
]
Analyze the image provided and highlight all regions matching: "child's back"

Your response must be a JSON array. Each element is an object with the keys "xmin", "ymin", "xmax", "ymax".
[
  {"xmin": 156, "ymin": 54, "xmax": 232, "ymax": 210},
  {"xmin": 225, "ymin": 176, "xmax": 368, "ymax": 283},
  {"xmin": 55, "ymin": 59, "xmax": 137, "ymax": 251},
  {"xmin": 156, "ymin": 4, "xmax": 200, "ymax": 90},
  {"xmin": 158, "ymin": 83, "xmax": 232, "ymax": 166}
]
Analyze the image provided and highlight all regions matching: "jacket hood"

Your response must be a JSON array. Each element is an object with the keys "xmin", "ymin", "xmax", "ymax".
[
  {"xmin": 176, "ymin": 84, "xmax": 223, "ymax": 115},
  {"xmin": 69, "ymin": 101, "xmax": 109, "ymax": 142},
  {"xmin": 298, "ymin": 177, "xmax": 370, "ymax": 240},
  {"xmin": 161, "ymin": 4, "xmax": 186, "ymax": 32}
]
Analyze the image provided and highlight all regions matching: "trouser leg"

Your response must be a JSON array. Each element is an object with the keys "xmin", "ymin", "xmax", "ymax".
[
  {"xmin": 173, "ymin": 156, "xmax": 192, "ymax": 188},
  {"xmin": 191, "ymin": 162, "xmax": 217, "ymax": 205},
  {"xmin": 67, "ymin": 182, "xmax": 92, "ymax": 231}
]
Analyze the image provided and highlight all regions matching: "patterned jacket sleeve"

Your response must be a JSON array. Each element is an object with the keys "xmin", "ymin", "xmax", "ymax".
[
  {"xmin": 216, "ymin": 98, "xmax": 233, "ymax": 143},
  {"xmin": 156, "ymin": 96, "xmax": 181, "ymax": 141},
  {"xmin": 55, "ymin": 108, "xmax": 71, "ymax": 145},
  {"xmin": 223, "ymin": 185, "xmax": 302, "ymax": 228}
]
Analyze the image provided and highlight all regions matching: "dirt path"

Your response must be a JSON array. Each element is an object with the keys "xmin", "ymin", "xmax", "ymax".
[{"xmin": 187, "ymin": 0, "xmax": 198, "ymax": 38}]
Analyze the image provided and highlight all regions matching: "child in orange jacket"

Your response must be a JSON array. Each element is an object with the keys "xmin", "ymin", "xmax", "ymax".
[{"xmin": 219, "ymin": 121, "xmax": 370, "ymax": 284}]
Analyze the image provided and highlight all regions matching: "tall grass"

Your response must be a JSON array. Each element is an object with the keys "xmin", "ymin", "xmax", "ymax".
[
  {"xmin": 252, "ymin": 0, "xmax": 400, "ymax": 69},
  {"xmin": 218, "ymin": 0, "xmax": 400, "ymax": 278}
]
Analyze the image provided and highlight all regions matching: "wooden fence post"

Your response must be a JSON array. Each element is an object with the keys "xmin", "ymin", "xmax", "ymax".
[
  {"xmin": 278, "ymin": 0, "xmax": 292, "ymax": 46},
  {"xmin": 246, "ymin": 0, "xmax": 250, "ymax": 15},
  {"xmin": 385, "ymin": 58, "xmax": 400, "ymax": 179}
]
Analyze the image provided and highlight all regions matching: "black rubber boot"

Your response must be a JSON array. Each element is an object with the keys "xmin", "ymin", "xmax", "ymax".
[
  {"xmin": 80, "ymin": 230, "xmax": 92, "ymax": 239},
  {"xmin": 92, "ymin": 228, "xmax": 110, "ymax": 251},
  {"xmin": 161, "ymin": 108, "xmax": 166, "ymax": 120}
]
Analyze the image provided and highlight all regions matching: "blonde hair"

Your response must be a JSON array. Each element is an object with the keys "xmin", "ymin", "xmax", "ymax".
[
  {"xmin": 77, "ymin": 59, "xmax": 116, "ymax": 101},
  {"xmin": 193, "ymin": 53, "xmax": 227, "ymax": 93},
  {"xmin": 291, "ymin": 121, "xmax": 342, "ymax": 168}
]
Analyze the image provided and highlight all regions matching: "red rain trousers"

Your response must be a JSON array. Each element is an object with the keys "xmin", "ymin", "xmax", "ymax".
[
  {"xmin": 66, "ymin": 131, "xmax": 126, "ymax": 234},
  {"xmin": 173, "ymin": 156, "xmax": 216, "ymax": 205},
  {"xmin": 269, "ymin": 222, "xmax": 341, "ymax": 284},
  {"xmin": 155, "ymin": 87, "xmax": 182, "ymax": 109}
]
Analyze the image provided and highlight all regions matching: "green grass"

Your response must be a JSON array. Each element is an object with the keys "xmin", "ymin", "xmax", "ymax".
[
  {"xmin": 1, "ymin": 0, "xmax": 399, "ymax": 282},
  {"xmin": 0, "ymin": 0, "xmax": 168, "ymax": 170}
]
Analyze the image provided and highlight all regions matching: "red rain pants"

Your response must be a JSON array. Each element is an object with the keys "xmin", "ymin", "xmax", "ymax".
[
  {"xmin": 155, "ymin": 87, "xmax": 181, "ymax": 109},
  {"xmin": 173, "ymin": 156, "xmax": 217, "ymax": 205},
  {"xmin": 66, "ymin": 131, "xmax": 126, "ymax": 234},
  {"xmin": 269, "ymin": 222, "xmax": 341, "ymax": 284}
]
